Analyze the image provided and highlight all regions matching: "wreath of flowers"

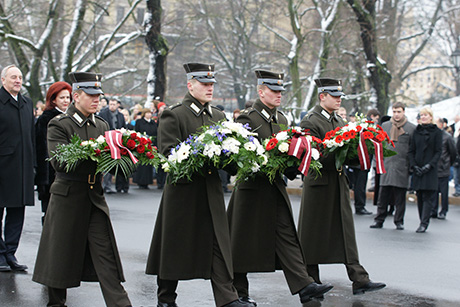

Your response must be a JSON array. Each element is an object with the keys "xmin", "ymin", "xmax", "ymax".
[
  {"xmin": 49, "ymin": 128, "xmax": 160, "ymax": 178},
  {"xmin": 322, "ymin": 114, "xmax": 396, "ymax": 171},
  {"xmin": 161, "ymin": 120, "xmax": 266, "ymax": 184},
  {"xmin": 261, "ymin": 127, "xmax": 323, "ymax": 182}
]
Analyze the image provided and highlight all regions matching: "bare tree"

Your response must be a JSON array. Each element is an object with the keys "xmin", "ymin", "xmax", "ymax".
[
  {"xmin": 145, "ymin": 0, "xmax": 169, "ymax": 101},
  {"xmin": 0, "ymin": 0, "xmax": 144, "ymax": 102}
]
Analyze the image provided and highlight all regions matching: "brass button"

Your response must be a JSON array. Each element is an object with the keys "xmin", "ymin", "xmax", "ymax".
[
  {"xmin": 90, "ymin": 186, "xmax": 93, "ymax": 189},
  {"xmin": 208, "ymin": 170, "xmax": 212, "ymax": 175}
]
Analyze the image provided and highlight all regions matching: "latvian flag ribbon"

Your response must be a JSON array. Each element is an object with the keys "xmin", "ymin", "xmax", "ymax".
[
  {"xmin": 357, "ymin": 130, "xmax": 386, "ymax": 174},
  {"xmin": 287, "ymin": 136, "xmax": 312, "ymax": 176},
  {"xmin": 105, "ymin": 130, "xmax": 139, "ymax": 164}
]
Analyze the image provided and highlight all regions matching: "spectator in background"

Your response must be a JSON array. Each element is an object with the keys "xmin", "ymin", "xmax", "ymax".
[
  {"xmin": 245, "ymin": 99, "xmax": 255, "ymax": 109},
  {"xmin": 0, "ymin": 65, "xmax": 35, "ymax": 272},
  {"xmin": 133, "ymin": 108, "xmax": 157, "ymax": 189},
  {"xmin": 370, "ymin": 102, "xmax": 415, "ymax": 230},
  {"xmin": 130, "ymin": 103, "xmax": 143, "ymax": 125},
  {"xmin": 409, "ymin": 107, "xmax": 442, "ymax": 233},
  {"xmin": 432, "ymin": 118, "xmax": 456, "ymax": 219},
  {"xmin": 233, "ymin": 108, "xmax": 241, "ymax": 120},
  {"xmin": 99, "ymin": 98, "xmax": 128, "ymax": 194},
  {"xmin": 35, "ymin": 81, "xmax": 72, "ymax": 224},
  {"xmin": 121, "ymin": 109, "xmax": 134, "ymax": 130},
  {"xmin": 35, "ymin": 100, "xmax": 45, "ymax": 119},
  {"xmin": 338, "ymin": 107, "xmax": 348, "ymax": 122}
]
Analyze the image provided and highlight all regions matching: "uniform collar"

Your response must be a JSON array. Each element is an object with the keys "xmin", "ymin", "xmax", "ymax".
[
  {"xmin": 66, "ymin": 103, "xmax": 97, "ymax": 127},
  {"xmin": 183, "ymin": 92, "xmax": 213, "ymax": 117},
  {"xmin": 313, "ymin": 105, "xmax": 338, "ymax": 123},
  {"xmin": 254, "ymin": 99, "xmax": 277, "ymax": 123}
]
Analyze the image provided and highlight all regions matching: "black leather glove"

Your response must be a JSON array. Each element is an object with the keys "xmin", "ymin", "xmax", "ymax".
[
  {"xmin": 420, "ymin": 164, "xmax": 431, "ymax": 174},
  {"xmin": 284, "ymin": 166, "xmax": 299, "ymax": 181},
  {"xmin": 413, "ymin": 165, "xmax": 423, "ymax": 176}
]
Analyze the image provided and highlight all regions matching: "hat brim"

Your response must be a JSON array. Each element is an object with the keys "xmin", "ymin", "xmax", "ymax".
[
  {"xmin": 193, "ymin": 77, "xmax": 216, "ymax": 83},
  {"xmin": 81, "ymin": 88, "xmax": 104, "ymax": 95},
  {"xmin": 326, "ymin": 91, "xmax": 344, "ymax": 97},
  {"xmin": 266, "ymin": 84, "xmax": 286, "ymax": 91}
]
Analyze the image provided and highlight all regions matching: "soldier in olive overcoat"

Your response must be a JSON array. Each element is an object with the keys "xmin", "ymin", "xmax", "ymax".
[
  {"xmin": 298, "ymin": 78, "xmax": 385, "ymax": 295},
  {"xmin": 227, "ymin": 70, "xmax": 333, "ymax": 306},
  {"xmin": 145, "ymin": 63, "xmax": 251, "ymax": 307},
  {"xmin": 32, "ymin": 72, "xmax": 131, "ymax": 307}
]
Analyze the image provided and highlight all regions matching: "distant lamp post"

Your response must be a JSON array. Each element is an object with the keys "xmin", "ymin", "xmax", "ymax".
[{"xmin": 451, "ymin": 48, "xmax": 460, "ymax": 96}]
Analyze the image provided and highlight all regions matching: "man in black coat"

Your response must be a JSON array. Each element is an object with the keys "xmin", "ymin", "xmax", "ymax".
[
  {"xmin": 0, "ymin": 65, "xmax": 35, "ymax": 272},
  {"xmin": 99, "ymin": 98, "xmax": 128, "ymax": 193}
]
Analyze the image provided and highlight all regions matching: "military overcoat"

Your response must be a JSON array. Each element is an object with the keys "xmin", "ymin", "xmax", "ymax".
[
  {"xmin": 379, "ymin": 119, "xmax": 415, "ymax": 188},
  {"xmin": 227, "ymin": 99, "xmax": 299, "ymax": 272},
  {"xmin": 298, "ymin": 105, "xmax": 360, "ymax": 265},
  {"xmin": 33, "ymin": 103, "xmax": 125, "ymax": 288},
  {"xmin": 145, "ymin": 92, "xmax": 231, "ymax": 280},
  {"xmin": 0, "ymin": 87, "xmax": 35, "ymax": 207}
]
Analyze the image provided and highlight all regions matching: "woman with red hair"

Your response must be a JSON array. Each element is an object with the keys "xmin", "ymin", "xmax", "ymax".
[{"xmin": 35, "ymin": 81, "xmax": 72, "ymax": 224}]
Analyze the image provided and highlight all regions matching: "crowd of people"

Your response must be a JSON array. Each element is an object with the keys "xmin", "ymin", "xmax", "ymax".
[{"xmin": 0, "ymin": 61, "xmax": 458, "ymax": 307}]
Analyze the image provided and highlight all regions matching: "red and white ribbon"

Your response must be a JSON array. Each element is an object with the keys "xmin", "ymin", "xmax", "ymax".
[
  {"xmin": 105, "ymin": 130, "xmax": 138, "ymax": 164},
  {"xmin": 288, "ymin": 136, "xmax": 312, "ymax": 176},
  {"xmin": 357, "ymin": 131, "xmax": 371, "ymax": 170},
  {"xmin": 356, "ymin": 130, "xmax": 386, "ymax": 174}
]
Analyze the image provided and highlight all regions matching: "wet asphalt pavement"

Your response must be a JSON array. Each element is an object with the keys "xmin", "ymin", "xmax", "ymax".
[{"xmin": 1, "ymin": 185, "xmax": 460, "ymax": 307}]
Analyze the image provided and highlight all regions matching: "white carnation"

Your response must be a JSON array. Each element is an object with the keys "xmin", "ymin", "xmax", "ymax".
[{"xmin": 96, "ymin": 135, "xmax": 106, "ymax": 144}]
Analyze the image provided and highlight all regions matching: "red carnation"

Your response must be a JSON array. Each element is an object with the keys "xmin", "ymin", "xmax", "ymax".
[
  {"xmin": 266, "ymin": 138, "xmax": 278, "ymax": 151},
  {"xmin": 130, "ymin": 133, "xmax": 137, "ymax": 140},
  {"xmin": 94, "ymin": 149, "xmax": 101, "ymax": 156},
  {"xmin": 376, "ymin": 133, "xmax": 385, "ymax": 142},
  {"xmin": 312, "ymin": 136, "xmax": 322, "ymax": 144},
  {"xmin": 120, "ymin": 148, "xmax": 128, "ymax": 155},
  {"xmin": 356, "ymin": 125, "xmax": 362, "ymax": 132},
  {"xmin": 335, "ymin": 135, "xmax": 343, "ymax": 143},
  {"xmin": 126, "ymin": 139, "xmax": 136, "ymax": 150},
  {"xmin": 147, "ymin": 144, "xmax": 152, "ymax": 150},
  {"xmin": 362, "ymin": 131, "xmax": 374, "ymax": 139},
  {"xmin": 137, "ymin": 145, "xmax": 145, "ymax": 154}
]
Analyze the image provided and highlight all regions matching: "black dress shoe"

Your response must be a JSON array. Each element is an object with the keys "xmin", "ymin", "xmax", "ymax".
[
  {"xmin": 353, "ymin": 281, "xmax": 386, "ymax": 295},
  {"xmin": 369, "ymin": 222, "xmax": 383, "ymax": 229},
  {"xmin": 298, "ymin": 282, "xmax": 333, "ymax": 303},
  {"xmin": 223, "ymin": 299, "xmax": 254, "ymax": 306},
  {"xmin": 395, "ymin": 223, "xmax": 404, "ymax": 230},
  {"xmin": 157, "ymin": 302, "xmax": 178, "ymax": 307},
  {"xmin": 438, "ymin": 213, "xmax": 446, "ymax": 220},
  {"xmin": 240, "ymin": 296, "xmax": 257, "ymax": 306},
  {"xmin": 356, "ymin": 208, "xmax": 372, "ymax": 215},
  {"xmin": 6, "ymin": 255, "xmax": 27, "ymax": 271},
  {"xmin": 416, "ymin": 225, "xmax": 427, "ymax": 233}
]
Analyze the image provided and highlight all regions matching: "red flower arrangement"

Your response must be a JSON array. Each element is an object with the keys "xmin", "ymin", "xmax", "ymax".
[
  {"xmin": 322, "ymin": 114, "xmax": 396, "ymax": 172},
  {"xmin": 49, "ymin": 128, "xmax": 160, "ymax": 178}
]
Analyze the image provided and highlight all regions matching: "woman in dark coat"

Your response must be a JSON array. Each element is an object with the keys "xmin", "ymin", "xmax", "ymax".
[
  {"xmin": 408, "ymin": 106, "xmax": 442, "ymax": 233},
  {"xmin": 35, "ymin": 81, "xmax": 72, "ymax": 223},
  {"xmin": 133, "ymin": 108, "xmax": 157, "ymax": 189}
]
